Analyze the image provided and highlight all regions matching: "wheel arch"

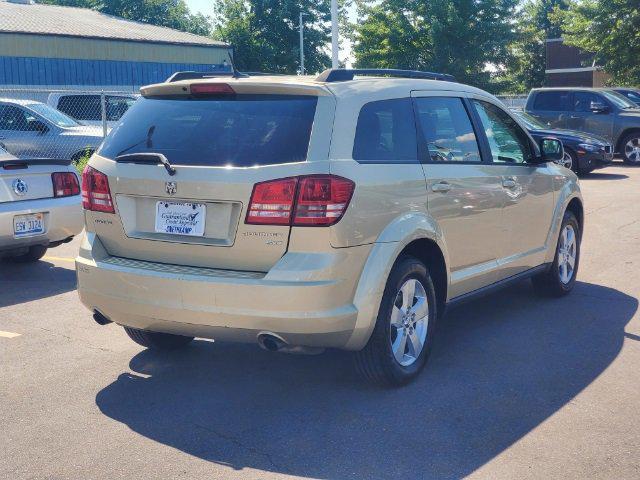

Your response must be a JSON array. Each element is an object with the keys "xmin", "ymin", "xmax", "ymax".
[
  {"xmin": 345, "ymin": 212, "xmax": 450, "ymax": 351},
  {"xmin": 566, "ymin": 196, "xmax": 584, "ymax": 238}
]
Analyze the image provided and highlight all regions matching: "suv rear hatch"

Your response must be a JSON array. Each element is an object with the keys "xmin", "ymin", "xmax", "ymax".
[{"xmin": 85, "ymin": 80, "xmax": 334, "ymax": 272}]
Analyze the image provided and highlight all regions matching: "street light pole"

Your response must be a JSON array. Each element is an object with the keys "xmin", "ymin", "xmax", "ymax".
[
  {"xmin": 299, "ymin": 11, "xmax": 305, "ymax": 75},
  {"xmin": 331, "ymin": 0, "xmax": 339, "ymax": 68}
]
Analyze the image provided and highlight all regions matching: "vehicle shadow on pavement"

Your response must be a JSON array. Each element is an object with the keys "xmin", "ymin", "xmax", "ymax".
[
  {"xmin": 580, "ymin": 172, "xmax": 629, "ymax": 181},
  {"xmin": 0, "ymin": 260, "xmax": 76, "ymax": 308},
  {"xmin": 96, "ymin": 281, "xmax": 637, "ymax": 480}
]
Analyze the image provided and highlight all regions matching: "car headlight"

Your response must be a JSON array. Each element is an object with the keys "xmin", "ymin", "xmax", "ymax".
[{"xmin": 578, "ymin": 143, "xmax": 601, "ymax": 152}]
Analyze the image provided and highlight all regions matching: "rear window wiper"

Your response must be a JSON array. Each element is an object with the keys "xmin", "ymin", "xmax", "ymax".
[{"xmin": 115, "ymin": 153, "xmax": 177, "ymax": 176}]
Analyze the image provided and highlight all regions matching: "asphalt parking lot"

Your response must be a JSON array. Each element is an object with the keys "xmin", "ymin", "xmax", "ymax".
[{"xmin": 1, "ymin": 164, "xmax": 639, "ymax": 480}]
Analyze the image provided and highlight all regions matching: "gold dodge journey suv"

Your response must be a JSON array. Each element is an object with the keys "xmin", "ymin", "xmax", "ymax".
[{"xmin": 76, "ymin": 69, "xmax": 583, "ymax": 386}]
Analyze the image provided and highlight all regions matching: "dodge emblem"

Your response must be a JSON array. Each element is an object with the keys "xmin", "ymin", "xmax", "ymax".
[{"xmin": 165, "ymin": 181, "xmax": 177, "ymax": 196}]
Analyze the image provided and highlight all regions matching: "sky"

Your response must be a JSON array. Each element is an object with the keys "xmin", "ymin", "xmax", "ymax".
[{"xmin": 184, "ymin": 0, "xmax": 357, "ymax": 65}]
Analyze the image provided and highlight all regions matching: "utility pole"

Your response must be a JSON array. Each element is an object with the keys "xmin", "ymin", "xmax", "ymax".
[
  {"xmin": 299, "ymin": 12, "xmax": 305, "ymax": 75},
  {"xmin": 331, "ymin": 0, "xmax": 339, "ymax": 68}
]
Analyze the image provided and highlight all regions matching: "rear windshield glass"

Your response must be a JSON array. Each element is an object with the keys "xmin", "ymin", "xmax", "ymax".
[
  {"xmin": 98, "ymin": 95, "xmax": 318, "ymax": 167},
  {"xmin": 532, "ymin": 91, "xmax": 570, "ymax": 111}
]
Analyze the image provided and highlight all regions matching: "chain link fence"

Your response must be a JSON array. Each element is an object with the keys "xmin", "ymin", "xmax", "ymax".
[
  {"xmin": 0, "ymin": 87, "xmax": 139, "ymax": 169},
  {"xmin": 497, "ymin": 94, "xmax": 528, "ymax": 110}
]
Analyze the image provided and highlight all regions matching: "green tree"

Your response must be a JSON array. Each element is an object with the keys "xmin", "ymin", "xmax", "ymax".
[
  {"xmin": 39, "ymin": 0, "xmax": 212, "ymax": 36},
  {"xmin": 351, "ymin": 0, "xmax": 518, "ymax": 91},
  {"xmin": 213, "ymin": 0, "xmax": 333, "ymax": 74},
  {"xmin": 505, "ymin": 0, "xmax": 567, "ymax": 93},
  {"xmin": 558, "ymin": 0, "xmax": 640, "ymax": 85}
]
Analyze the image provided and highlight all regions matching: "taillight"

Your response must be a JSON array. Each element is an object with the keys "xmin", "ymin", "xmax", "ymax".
[
  {"xmin": 293, "ymin": 176, "xmax": 354, "ymax": 226},
  {"xmin": 245, "ymin": 175, "xmax": 354, "ymax": 227},
  {"xmin": 246, "ymin": 178, "xmax": 297, "ymax": 225},
  {"xmin": 51, "ymin": 172, "xmax": 80, "ymax": 198},
  {"xmin": 81, "ymin": 166, "xmax": 114, "ymax": 213}
]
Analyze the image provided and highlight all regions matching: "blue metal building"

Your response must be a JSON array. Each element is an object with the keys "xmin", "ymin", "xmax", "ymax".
[{"xmin": 0, "ymin": 0, "xmax": 231, "ymax": 89}]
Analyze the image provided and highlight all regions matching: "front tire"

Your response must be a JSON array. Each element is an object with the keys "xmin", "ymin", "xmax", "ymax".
[
  {"xmin": 621, "ymin": 132, "xmax": 640, "ymax": 165},
  {"xmin": 354, "ymin": 256, "xmax": 437, "ymax": 386},
  {"xmin": 124, "ymin": 326, "xmax": 194, "ymax": 350},
  {"xmin": 8, "ymin": 245, "xmax": 48, "ymax": 263},
  {"xmin": 532, "ymin": 211, "xmax": 580, "ymax": 297}
]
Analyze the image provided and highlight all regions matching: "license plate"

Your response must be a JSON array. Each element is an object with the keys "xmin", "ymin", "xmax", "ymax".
[
  {"xmin": 155, "ymin": 201, "xmax": 206, "ymax": 237},
  {"xmin": 14, "ymin": 213, "xmax": 45, "ymax": 237}
]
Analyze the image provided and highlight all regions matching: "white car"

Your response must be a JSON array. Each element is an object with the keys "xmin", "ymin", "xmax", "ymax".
[
  {"xmin": 0, "ymin": 99, "xmax": 104, "ymax": 162},
  {"xmin": 47, "ymin": 92, "xmax": 137, "ymax": 129},
  {"xmin": 0, "ymin": 146, "xmax": 83, "ymax": 262}
]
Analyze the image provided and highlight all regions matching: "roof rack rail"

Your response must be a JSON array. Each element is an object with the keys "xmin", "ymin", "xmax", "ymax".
[
  {"xmin": 316, "ymin": 68, "xmax": 456, "ymax": 83},
  {"xmin": 166, "ymin": 70, "xmax": 248, "ymax": 83}
]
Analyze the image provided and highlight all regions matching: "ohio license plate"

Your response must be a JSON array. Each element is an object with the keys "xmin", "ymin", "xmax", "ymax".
[
  {"xmin": 14, "ymin": 213, "xmax": 45, "ymax": 237},
  {"xmin": 155, "ymin": 201, "xmax": 206, "ymax": 237}
]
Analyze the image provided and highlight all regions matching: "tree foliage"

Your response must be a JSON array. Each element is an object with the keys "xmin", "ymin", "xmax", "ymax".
[
  {"xmin": 212, "ymin": 0, "xmax": 334, "ymax": 74},
  {"xmin": 38, "ymin": 0, "xmax": 212, "ymax": 36},
  {"xmin": 351, "ymin": 0, "xmax": 518, "ymax": 91},
  {"xmin": 504, "ymin": 0, "xmax": 567, "ymax": 93},
  {"xmin": 558, "ymin": 0, "xmax": 640, "ymax": 86}
]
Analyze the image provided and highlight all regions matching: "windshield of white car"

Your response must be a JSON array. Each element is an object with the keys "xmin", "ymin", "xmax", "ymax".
[
  {"xmin": 601, "ymin": 91, "xmax": 637, "ymax": 109},
  {"xmin": 27, "ymin": 103, "xmax": 79, "ymax": 128}
]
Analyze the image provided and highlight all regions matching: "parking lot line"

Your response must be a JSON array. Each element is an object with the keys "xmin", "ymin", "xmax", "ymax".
[
  {"xmin": 0, "ymin": 330, "xmax": 21, "ymax": 339},
  {"xmin": 43, "ymin": 256, "xmax": 75, "ymax": 263}
]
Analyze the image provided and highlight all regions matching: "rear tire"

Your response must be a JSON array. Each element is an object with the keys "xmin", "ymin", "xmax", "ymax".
[
  {"xmin": 532, "ymin": 211, "xmax": 580, "ymax": 297},
  {"xmin": 9, "ymin": 245, "xmax": 48, "ymax": 263},
  {"xmin": 620, "ymin": 132, "xmax": 640, "ymax": 165},
  {"xmin": 354, "ymin": 255, "xmax": 437, "ymax": 386},
  {"xmin": 124, "ymin": 326, "xmax": 194, "ymax": 350}
]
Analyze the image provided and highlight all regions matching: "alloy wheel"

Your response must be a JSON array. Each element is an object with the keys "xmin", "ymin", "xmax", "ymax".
[
  {"xmin": 624, "ymin": 137, "xmax": 640, "ymax": 163},
  {"xmin": 389, "ymin": 279, "xmax": 429, "ymax": 366},
  {"xmin": 558, "ymin": 224, "xmax": 577, "ymax": 285},
  {"xmin": 557, "ymin": 152, "xmax": 573, "ymax": 170}
]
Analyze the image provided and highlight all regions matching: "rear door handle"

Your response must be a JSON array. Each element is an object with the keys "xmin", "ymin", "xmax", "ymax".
[
  {"xmin": 502, "ymin": 177, "xmax": 517, "ymax": 189},
  {"xmin": 431, "ymin": 181, "xmax": 452, "ymax": 193}
]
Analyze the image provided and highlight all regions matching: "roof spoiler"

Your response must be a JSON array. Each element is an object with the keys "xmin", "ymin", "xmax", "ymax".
[{"xmin": 315, "ymin": 68, "xmax": 457, "ymax": 83}]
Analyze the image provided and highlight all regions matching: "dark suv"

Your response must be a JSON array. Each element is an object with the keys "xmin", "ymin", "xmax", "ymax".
[{"xmin": 526, "ymin": 88, "xmax": 640, "ymax": 165}]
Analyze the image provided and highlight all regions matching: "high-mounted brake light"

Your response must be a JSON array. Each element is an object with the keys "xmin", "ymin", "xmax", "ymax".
[
  {"xmin": 190, "ymin": 83, "xmax": 235, "ymax": 95},
  {"xmin": 52, "ymin": 172, "xmax": 80, "ymax": 198},
  {"xmin": 245, "ymin": 175, "xmax": 355, "ymax": 227},
  {"xmin": 81, "ymin": 166, "xmax": 114, "ymax": 213}
]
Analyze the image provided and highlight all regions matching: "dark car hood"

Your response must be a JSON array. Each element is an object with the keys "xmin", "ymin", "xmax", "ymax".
[{"xmin": 529, "ymin": 128, "xmax": 608, "ymax": 144}]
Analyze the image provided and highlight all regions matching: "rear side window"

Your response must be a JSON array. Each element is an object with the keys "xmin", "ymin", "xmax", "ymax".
[
  {"xmin": 414, "ymin": 97, "xmax": 481, "ymax": 163},
  {"xmin": 533, "ymin": 91, "xmax": 570, "ymax": 111},
  {"xmin": 352, "ymin": 98, "xmax": 418, "ymax": 163},
  {"xmin": 99, "ymin": 95, "xmax": 318, "ymax": 167},
  {"xmin": 57, "ymin": 95, "xmax": 102, "ymax": 121}
]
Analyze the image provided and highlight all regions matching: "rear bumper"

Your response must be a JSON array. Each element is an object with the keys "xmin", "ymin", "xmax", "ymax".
[
  {"xmin": 0, "ymin": 195, "xmax": 83, "ymax": 252},
  {"xmin": 76, "ymin": 233, "xmax": 371, "ymax": 349}
]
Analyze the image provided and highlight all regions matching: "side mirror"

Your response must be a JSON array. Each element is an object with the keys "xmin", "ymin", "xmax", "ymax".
[
  {"xmin": 539, "ymin": 137, "xmax": 564, "ymax": 163},
  {"xmin": 590, "ymin": 102, "xmax": 609, "ymax": 114},
  {"xmin": 28, "ymin": 120, "xmax": 49, "ymax": 134}
]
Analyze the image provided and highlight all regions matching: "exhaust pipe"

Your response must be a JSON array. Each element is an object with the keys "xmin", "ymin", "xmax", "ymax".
[
  {"xmin": 92, "ymin": 309, "xmax": 112, "ymax": 325},
  {"xmin": 257, "ymin": 332, "xmax": 286, "ymax": 352},
  {"xmin": 257, "ymin": 332, "xmax": 324, "ymax": 355}
]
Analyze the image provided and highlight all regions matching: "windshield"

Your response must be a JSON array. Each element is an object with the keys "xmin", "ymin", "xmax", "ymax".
[
  {"xmin": 601, "ymin": 91, "xmax": 637, "ymax": 109},
  {"xmin": 514, "ymin": 111, "xmax": 548, "ymax": 130},
  {"xmin": 99, "ymin": 95, "xmax": 318, "ymax": 167},
  {"xmin": 27, "ymin": 103, "xmax": 79, "ymax": 128},
  {"xmin": 620, "ymin": 90, "xmax": 640, "ymax": 104}
]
